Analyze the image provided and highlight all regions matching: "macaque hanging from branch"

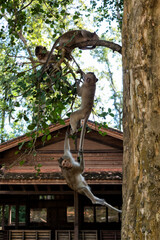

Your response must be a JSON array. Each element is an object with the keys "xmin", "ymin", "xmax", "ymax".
[
  {"xmin": 70, "ymin": 71, "xmax": 97, "ymax": 134},
  {"xmin": 58, "ymin": 131, "xmax": 122, "ymax": 213}
]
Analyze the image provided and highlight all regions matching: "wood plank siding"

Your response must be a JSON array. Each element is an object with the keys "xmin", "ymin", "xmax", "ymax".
[{"xmin": 0, "ymin": 120, "xmax": 123, "ymax": 240}]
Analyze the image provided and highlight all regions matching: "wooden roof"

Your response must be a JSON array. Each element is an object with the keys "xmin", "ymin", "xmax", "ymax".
[
  {"xmin": 0, "ymin": 119, "xmax": 123, "ymax": 152},
  {"xmin": 0, "ymin": 120, "xmax": 123, "ymax": 185}
]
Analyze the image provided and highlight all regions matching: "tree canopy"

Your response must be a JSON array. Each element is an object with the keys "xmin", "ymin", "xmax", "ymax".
[{"xmin": 0, "ymin": 0, "xmax": 123, "ymax": 143}]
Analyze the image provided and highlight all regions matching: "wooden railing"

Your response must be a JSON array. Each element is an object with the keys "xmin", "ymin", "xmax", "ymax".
[
  {"xmin": 8, "ymin": 229, "xmax": 121, "ymax": 240},
  {"xmin": 9, "ymin": 230, "xmax": 51, "ymax": 240},
  {"xmin": 55, "ymin": 230, "xmax": 98, "ymax": 240},
  {"xmin": 100, "ymin": 230, "xmax": 121, "ymax": 240},
  {"xmin": 0, "ymin": 231, "xmax": 8, "ymax": 240}
]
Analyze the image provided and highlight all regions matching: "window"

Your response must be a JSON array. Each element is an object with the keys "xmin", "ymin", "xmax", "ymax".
[
  {"xmin": 4, "ymin": 205, "xmax": 9, "ymax": 225},
  {"xmin": 67, "ymin": 207, "xmax": 75, "ymax": 222},
  {"xmin": 0, "ymin": 205, "xmax": 26, "ymax": 226},
  {"xmin": 19, "ymin": 206, "xmax": 26, "ymax": 224},
  {"xmin": 39, "ymin": 195, "xmax": 55, "ymax": 200},
  {"xmin": 96, "ymin": 206, "xmax": 106, "ymax": 222},
  {"xmin": 9, "ymin": 205, "xmax": 16, "ymax": 225},
  {"xmin": 84, "ymin": 207, "xmax": 94, "ymax": 223},
  {"xmin": 30, "ymin": 208, "xmax": 47, "ymax": 223},
  {"xmin": 0, "ymin": 205, "xmax": 2, "ymax": 229},
  {"xmin": 108, "ymin": 207, "xmax": 119, "ymax": 222},
  {"xmin": 83, "ymin": 205, "xmax": 120, "ymax": 223}
]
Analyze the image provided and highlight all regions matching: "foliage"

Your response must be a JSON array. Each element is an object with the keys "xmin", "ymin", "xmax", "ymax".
[{"xmin": 0, "ymin": 0, "xmax": 123, "ymax": 143}]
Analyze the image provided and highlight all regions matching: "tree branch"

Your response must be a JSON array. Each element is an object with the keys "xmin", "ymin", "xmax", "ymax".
[
  {"xmin": 71, "ymin": 40, "xmax": 122, "ymax": 54},
  {"xmin": 18, "ymin": 29, "xmax": 36, "ymax": 71},
  {"xmin": 19, "ymin": 0, "xmax": 34, "ymax": 12}
]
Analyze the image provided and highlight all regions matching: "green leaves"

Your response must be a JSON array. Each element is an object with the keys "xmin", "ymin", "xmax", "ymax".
[
  {"xmin": 98, "ymin": 108, "xmax": 114, "ymax": 119},
  {"xmin": 27, "ymin": 124, "xmax": 36, "ymax": 131},
  {"xmin": 34, "ymin": 164, "xmax": 42, "ymax": 176},
  {"xmin": 0, "ymin": 0, "xmax": 123, "ymax": 144}
]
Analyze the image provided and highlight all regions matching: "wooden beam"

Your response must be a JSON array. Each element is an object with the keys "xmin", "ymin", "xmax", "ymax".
[
  {"xmin": 74, "ymin": 191, "xmax": 79, "ymax": 240},
  {"xmin": 21, "ymin": 185, "xmax": 26, "ymax": 192},
  {"xmin": 34, "ymin": 185, "xmax": 39, "ymax": 192},
  {"xmin": 2, "ymin": 204, "xmax": 5, "ymax": 230},
  {"xmin": 0, "ymin": 190, "xmax": 73, "ymax": 195},
  {"xmin": 0, "ymin": 190, "xmax": 121, "ymax": 195},
  {"xmin": 15, "ymin": 205, "xmax": 19, "ymax": 229}
]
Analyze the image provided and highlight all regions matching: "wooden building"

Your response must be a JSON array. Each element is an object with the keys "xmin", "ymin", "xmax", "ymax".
[{"xmin": 0, "ymin": 120, "xmax": 123, "ymax": 240}]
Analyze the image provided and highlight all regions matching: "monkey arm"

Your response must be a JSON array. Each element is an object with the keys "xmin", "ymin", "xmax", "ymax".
[
  {"xmin": 41, "ymin": 38, "xmax": 60, "ymax": 75},
  {"xmin": 64, "ymin": 131, "xmax": 70, "ymax": 152},
  {"xmin": 76, "ymin": 82, "xmax": 82, "ymax": 96}
]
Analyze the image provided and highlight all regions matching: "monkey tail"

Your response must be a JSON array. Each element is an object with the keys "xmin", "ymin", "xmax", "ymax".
[
  {"xmin": 92, "ymin": 196, "xmax": 122, "ymax": 213},
  {"xmin": 81, "ymin": 187, "xmax": 122, "ymax": 213},
  {"xmin": 41, "ymin": 37, "xmax": 60, "ymax": 75},
  {"xmin": 103, "ymin": 201, "xmax": 122, "ymax": 213}
]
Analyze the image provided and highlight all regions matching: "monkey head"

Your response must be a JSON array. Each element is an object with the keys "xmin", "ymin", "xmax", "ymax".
[
  {"xmin": 84, "ymin": 72, "xmax": 98, "ymax": 84},
  {"xmin": 61, "ymin": 158, "xmax": 72, "ymax": 169},
  {"xmin": 35, "ymin": 46, "xmax": 48, "ymax": 62},
  {"xmin": 58, "ymin": 157, "xmax": 72, "ymax": 169},
  {"xmin": 92, "ymin": 32, "xmax": 99, "ymax": 41},
  {"xmin": 58, "ymin": 157, "xmax": 63, "ymax": 167}
]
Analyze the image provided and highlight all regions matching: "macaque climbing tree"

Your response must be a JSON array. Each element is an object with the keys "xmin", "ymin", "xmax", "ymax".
[{"xmin": 122, "ymin": 0, "xmax": 160, "ymax": 239}]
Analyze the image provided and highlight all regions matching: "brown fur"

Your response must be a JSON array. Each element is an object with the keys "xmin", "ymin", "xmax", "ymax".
[
  {"xmin": 35, "ymin": 45, "xmax": 57, "ymax": 63},
  {"xmin": 56, "ymin": 30, "xmax": 99, "ymax": 49},
  {"xmin": 35, "ymin": 45, "xmax": 61, "ymax": 92},
  {"xmin": 70, "ymin": 72, "xmax": 98, "ymax": 134},
  {"xmin": 58, "ymin": 132, "xmax": 122, "ymax": 213},
  {"xmin": 51, "ymin": 30, "xmax": 99, "ymax": 60}
]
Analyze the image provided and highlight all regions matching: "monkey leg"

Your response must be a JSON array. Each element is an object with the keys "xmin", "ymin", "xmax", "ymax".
[
  {"xmin": 79, "ymin": 117, "xmax": 88, "ymax": 153},
  {"xmin": 70, "ymin": 110, "xmax": 86, "ymax": 134},
  {"xmin": 80, "ymin": 187, "xmax": 122, "ymax": 213}
]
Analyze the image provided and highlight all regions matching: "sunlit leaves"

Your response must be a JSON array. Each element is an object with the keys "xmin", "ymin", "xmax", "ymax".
[{"xmin": 0, "ymin": 0, "xmax": 123, "ymax": 143}]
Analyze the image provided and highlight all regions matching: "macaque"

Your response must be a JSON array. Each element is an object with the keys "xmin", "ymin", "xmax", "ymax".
[
  {"xmin": 35, "ymin": 45, "xmax": 57, "ymax": 63},
  {"xmin": 55, "ymin": 30, "xmax": 99, "ymax": 53},
  {"xmin": 58, "ymin": 132, "xmax": 122, "ymax": 213},
  {"xmin": 70, "ymin": 72, "xmax": 98, "ymax": 134},
  {"xmin": 35, "ymin": 45, "xmax": 62, "ymax": 91},
  {"xmin": 41, "ymin": 30, "xmax": 99, "ymax": 72},
  {"xmin": 35, "ymin": 45, "xmax": 61, "ymax": 74},
  {"xmin": 56, "ymin": 30, "xmax": 99, "ymax": 60}
]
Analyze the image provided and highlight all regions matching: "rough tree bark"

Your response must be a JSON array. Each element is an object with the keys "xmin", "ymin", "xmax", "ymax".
[{"xmin": 122, "ymin": 0, "xmax": 160, "ymax": 239}]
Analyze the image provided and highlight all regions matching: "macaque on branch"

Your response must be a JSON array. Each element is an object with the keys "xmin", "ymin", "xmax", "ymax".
[
  {"xmin": 35, "ymin": 45, "xmax": 62, "ymax": 91},
  {"xmin": 54, "ymin": 30, "xmax": 99, "ymax": 59},
  {"xmin": 41, "ymin": 30, "xmax": 99, "ymax": 74},
  {"xmin": 35, "ymin": 45, "xmax": 57, "ymax": 64},
  {"xmin": 58, "ymin": 131, "xmax": 122, "ymax": 213}
]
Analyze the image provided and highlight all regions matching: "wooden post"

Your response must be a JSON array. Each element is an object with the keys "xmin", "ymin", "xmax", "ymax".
[
  {"xmin": 15, "ymin": 205, "xmax": 19, "ymax": 229},
  {"xmin": 74, "ymin": 191, "xmax": 79, "ymax": 240},
  {"xmin": 2, "ymin": 205, "xmax": 5, "ymax": 230}
]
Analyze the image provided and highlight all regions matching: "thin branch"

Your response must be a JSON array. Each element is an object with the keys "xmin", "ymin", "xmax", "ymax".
[
  {"xmin": 19, "ymin": 0, "xmax": 34, "ymax": 12},
  {"xmin": 22, "ymin": 61, "xmax": 41, "ymax": 65},
  {"xmin": 8, "ymin": 55, "xmax": 32, "ymax": 60},
  {"xmin": 18, "ymin": 29, "xmax": 36, "ymax": 71},
  {"xmin": 63, "ymin": 59, "xmax": 77, "ymax": 82},
  {"xmin": 17, "ymin": 63, "xmax": 42, "ymax": 74}
]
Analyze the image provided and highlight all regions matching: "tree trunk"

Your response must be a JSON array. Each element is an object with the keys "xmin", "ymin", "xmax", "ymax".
[{"xmin": 122, "ymin": 0, "xmax": 160, "ymax": 239}]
